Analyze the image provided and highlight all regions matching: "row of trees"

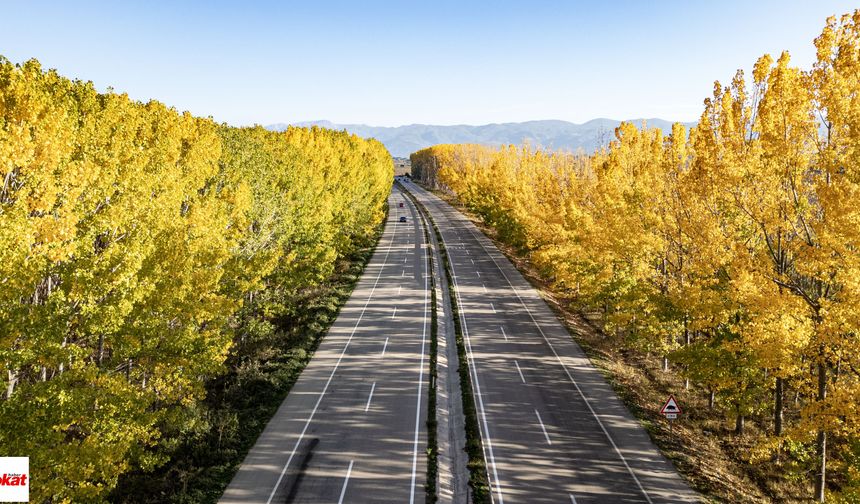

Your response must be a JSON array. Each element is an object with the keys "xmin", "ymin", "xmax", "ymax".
[
  {"xmin": 411, "ymin": 11, "xmax": 860, "ymax": 501},
  {"xmin": 0, "ymin": 57, "xmax": 392, "ymax": 501}
]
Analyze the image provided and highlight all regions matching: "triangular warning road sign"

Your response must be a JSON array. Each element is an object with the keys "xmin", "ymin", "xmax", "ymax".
[{"xmin": 660, "ymin": 395, "xmax": 682, "ymax": 415}]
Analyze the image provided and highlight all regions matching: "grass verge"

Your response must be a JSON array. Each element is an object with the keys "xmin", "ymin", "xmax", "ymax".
[
  {"xmin": 401, "ymin": 185, "xmax": 491, "ymax": 504},
  {"xmin": 410, "ymin": 183, "xmax": 440, "ymax": 504}
]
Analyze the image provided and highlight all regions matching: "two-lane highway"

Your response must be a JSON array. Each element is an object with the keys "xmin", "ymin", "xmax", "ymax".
[
  {"xmin": 402, "ymin": 179, "xmax": 700, "ymax": 504},
  {"xmin": 221, "ymin": 187, "xmax": 430, "ymax": 504}
]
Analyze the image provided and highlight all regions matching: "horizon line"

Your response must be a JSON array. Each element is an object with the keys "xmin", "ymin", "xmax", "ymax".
[{"xmin": 263, "ymin": 117, "xmax": 700, "ymax": 129}]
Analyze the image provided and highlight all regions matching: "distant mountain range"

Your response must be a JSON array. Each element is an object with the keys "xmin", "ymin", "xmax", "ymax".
[{"xmin": 265, "ymin": 118, "xmax": 697, "ymax": 158}]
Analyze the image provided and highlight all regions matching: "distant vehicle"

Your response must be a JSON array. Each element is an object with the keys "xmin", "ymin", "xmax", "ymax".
[
  {"xmin": 399, "ymin": 216, "xmax": 407, "ymax": 222},
  {"xmin": 399, "ymin": 202, "xmax": 404, "ymax": 208}
]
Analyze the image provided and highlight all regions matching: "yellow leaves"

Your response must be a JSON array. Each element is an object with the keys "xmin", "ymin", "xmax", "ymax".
[
  {"xmin": 410, "ymin": 9, "xmax": 860, "ymax": 499},
  {"xmin": 739, "ymin": 306, "xmax": 812, "ymax": 374},
  {"xmin": 753, "ymin": 54, "xmax": 774, "ymax": 84}
]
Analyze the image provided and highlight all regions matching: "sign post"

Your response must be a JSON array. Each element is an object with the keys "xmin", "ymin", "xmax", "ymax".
[{"xmin": 660, "ymin": 395, "xmax": 682, "ymax": 432}]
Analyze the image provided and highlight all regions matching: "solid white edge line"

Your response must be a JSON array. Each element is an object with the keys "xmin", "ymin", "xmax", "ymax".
[
  {"xmin": 514, "ymin": 360, "xmax": 526, "ymax": 383},
  {"xmin": 264, "ymin": 193, "xmax": 399, "ymax": 504},
  {"xmin": 428, "ymin": 212, "xmax": 504, "ymax": 503},
  {"xmin": 535, "ymin": 409, "xmax": 552, "ymax": 445},
  {"xmin": 406, "ymin": 183, "xmax": 504, "ymax": 504},
  {"xmin": 408, "ymin": 190, "xmax": 430, "ymax": 504},
  {"xmin": 338, "ymin": 460, "xmax": 354, "ymax": 504},
  {"xmin": 365, "ymin": 382, "xmax": 376, "ymax": 412},
  {"xmin": 462, "ymin": 212, "xmax": 654, "ymax": 504},
  {"xmin": 452, "ymin": 242, "xmax": 505, "ymax": 504}
]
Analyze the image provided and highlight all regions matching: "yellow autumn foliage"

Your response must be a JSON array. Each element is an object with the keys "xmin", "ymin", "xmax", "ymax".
[
  {"xmin": 0, "ymin": 57, "xmax": 392, "ymax": 501},
  {"xmin": 411, "ymin": 11, "xmax": 860, "ymax": 500}
]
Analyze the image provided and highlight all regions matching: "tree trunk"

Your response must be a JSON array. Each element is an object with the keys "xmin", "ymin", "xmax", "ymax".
[
  {"xmin": 97, "ymin": 334, "xmax": 105, "ymax": 367},
  {"xmin": 59, "ymin": 337, "xmax": 67, "ymax": 375},
  {"xmin": 709, "ymin": 389, "xmax": 715, "ymax": 410},
  {"xmin": 662, "ymin": 356, "xmax": 669, "ymax": 372},
  {"xmin": 683, "ymin": 328, "xmax": 691, "ymax": 388},
  {"xmin": 735, "ymin": 414, "xmax": 745, "ymax": 435},
  {"xmin": 5, "ymin": 370, "xmax": 17, "ymax": 399},
  {"xmin": 774, "ymin": 376, "xmax": 784, "ymax": 436},
  {"xmin": 814, "ymin": 362, "xmax": 827, "ymax": 502}
]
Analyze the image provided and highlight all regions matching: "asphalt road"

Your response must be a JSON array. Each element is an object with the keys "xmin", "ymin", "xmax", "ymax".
[
  {"xmin": 220, "ymin": 187, "xmax": 430, "ymax": 504},
  {"xmin": 401, "ymin": 179, "xmax": 700, "ymax": 504}
]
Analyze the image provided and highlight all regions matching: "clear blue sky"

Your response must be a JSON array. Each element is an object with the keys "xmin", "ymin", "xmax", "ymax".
[{"xmin": 2, "ymin": 1, "xmax": 856, "ymax": 126}]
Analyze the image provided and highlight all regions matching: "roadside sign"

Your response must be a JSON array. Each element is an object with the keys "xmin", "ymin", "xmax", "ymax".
[
  {"xmin": 660, "ymin": 395, "xmax": 681, "ymax": 416},
  {"xmin": 660, "ymin": 395, "xmax": 681, "ymax": 432}
]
